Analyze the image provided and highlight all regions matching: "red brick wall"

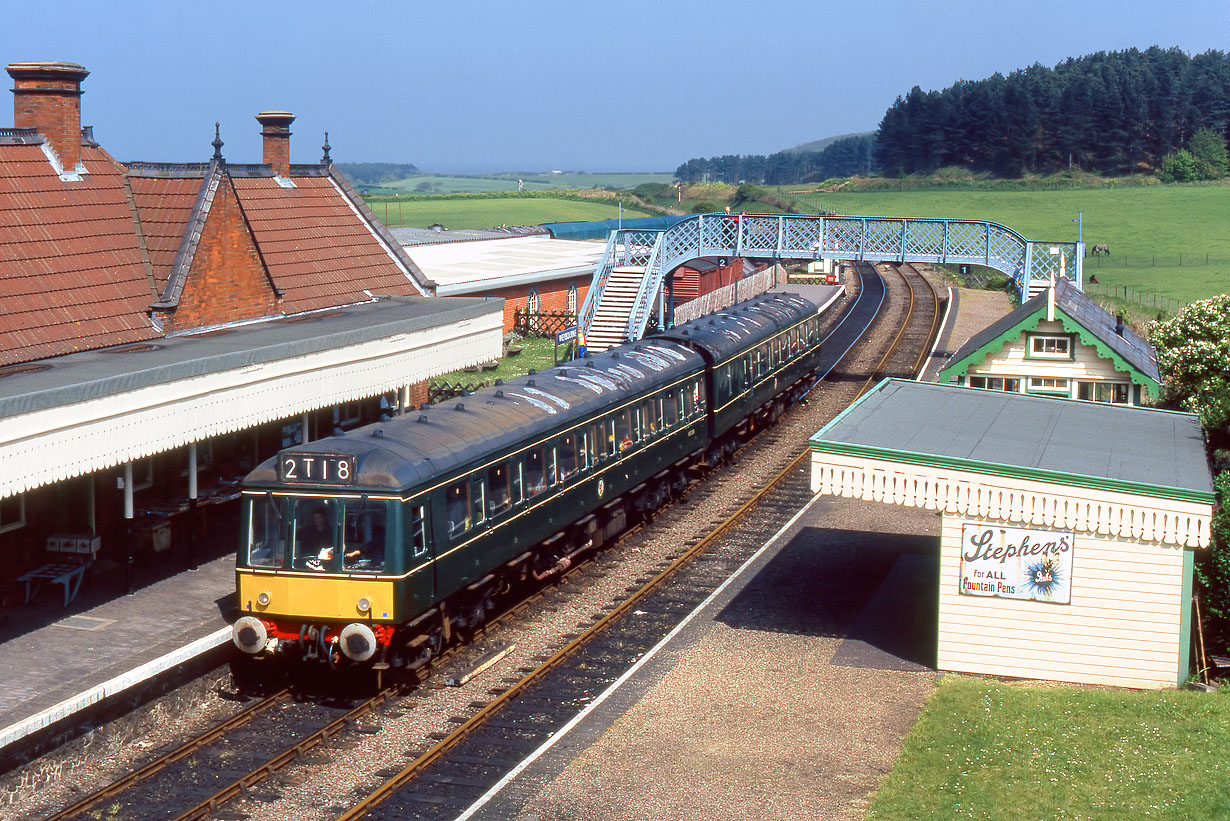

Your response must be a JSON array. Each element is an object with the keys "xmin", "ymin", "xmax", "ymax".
[
  {"xmin": 490, "ymin": 276, "xmax": 589, "ymax": 332},
  {"xmin": 11, "ymin": 73, "xmax": 85, "ymax": 169},
  {"xmin": 162, "ymin": 178, "xmax": 278, "ymax": 331}
]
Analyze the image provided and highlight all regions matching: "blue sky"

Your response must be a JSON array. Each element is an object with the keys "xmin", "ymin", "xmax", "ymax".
[{"xmin": 6, "ymin": 0, "xmax": 1229, "ymax": 173}]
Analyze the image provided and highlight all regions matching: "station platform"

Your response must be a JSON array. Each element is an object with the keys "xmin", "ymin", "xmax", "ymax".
[
  {"xmin": 464, "ymin": 494, "xmax": 943, "ymax": 819},
  {"xmin": 0, "ymin": 277, "xmax": 993, "ymax": 802},
  {"xmin": 0, "ymin": 281, "xmax": 849, "ymax": 774},
  {"xmin": 0, "ymin": 536, "xmax": 237, "ymax": 768}
]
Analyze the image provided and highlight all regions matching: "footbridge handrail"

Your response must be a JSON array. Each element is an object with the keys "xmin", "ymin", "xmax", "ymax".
[
  {"xmin": 577, "ymin": 228, "xmax": 664, "ymax": 342},
  {"xmin": 590, "ymin": 213, "xmax": 1083, "ymax": 344}
]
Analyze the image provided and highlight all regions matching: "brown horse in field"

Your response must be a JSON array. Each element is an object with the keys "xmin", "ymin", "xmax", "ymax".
[{"xmin": 1091, "ymin": 244, "xmax": 1110, "ymax": 256}]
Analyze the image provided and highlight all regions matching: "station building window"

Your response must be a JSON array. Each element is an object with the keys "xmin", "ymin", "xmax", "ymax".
[
  {"xmin": 1027, "ymin": 377, "xmax": 1071, "ymax": 396},
  {"xmin": 566, "ymin": 282, "xmax": 577, "ymax": 317},
  {"xmin": 1027, "ymin": 334, "xmax": 1075, "ymax": 360},
  {"xmin": 968, "ymin": 376, "xmax": 1021, "ymax": 393},
  {"xmin": 0, "ymin": 494, "xmax": 26, "ymax": 534},
  {"xmin": 1077, "ymin": 381, "xmax": 1131, "ymax": 404}
]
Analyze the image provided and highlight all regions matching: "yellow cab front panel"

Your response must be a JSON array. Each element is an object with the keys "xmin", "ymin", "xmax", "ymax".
[{"xmin": 237, "ymin": 570, "xmax": 397, "ymax": 622}]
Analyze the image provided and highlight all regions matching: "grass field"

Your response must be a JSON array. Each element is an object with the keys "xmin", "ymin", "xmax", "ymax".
[
  {"xmin": 867, "ymin": 675, "xmax": 1230, "ymax": 819},
  {"xmin": 790, "ymin": 185, "xmax": 1230, "ymax": 306},
  {"xmin": 370, "ymin": 172, "xmax": 673, "ymax": 195},
  {"xmin": 365, "ymin": 196, "xmax": 652, "ymax": 230}
]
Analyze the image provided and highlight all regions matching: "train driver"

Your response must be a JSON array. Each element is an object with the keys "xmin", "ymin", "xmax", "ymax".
[{"xmin": 301, "ymin": 507, "xmax": 336, "ymax": 560}]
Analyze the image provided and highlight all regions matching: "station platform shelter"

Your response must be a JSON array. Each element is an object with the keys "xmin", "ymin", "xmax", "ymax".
[{"xmin": 810, "ymin": 379, "xmax": 1215, "ymax": 689}]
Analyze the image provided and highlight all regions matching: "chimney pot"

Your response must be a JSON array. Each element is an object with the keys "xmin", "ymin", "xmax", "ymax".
[
  {"xmin": 255, "ymin": 110, "xmax": 294, "ymax": 177},
  {"xmin": 7, "ymin": 61, "xmax": 90, "ymax": 172}
]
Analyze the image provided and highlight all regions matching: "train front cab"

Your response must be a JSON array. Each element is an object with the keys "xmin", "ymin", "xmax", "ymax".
[{"xmin": 234, "ymin": 490, "xmax": 436, "ymax": 664}]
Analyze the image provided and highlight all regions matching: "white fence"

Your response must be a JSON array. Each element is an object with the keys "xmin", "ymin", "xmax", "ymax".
[{"xmin": 671, "ymin": 265, "xmax": 784, "ymax": 325}]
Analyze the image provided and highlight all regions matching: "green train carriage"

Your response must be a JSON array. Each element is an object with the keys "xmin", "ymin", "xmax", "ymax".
[{"xmin": 232, "ymin": 292, "xmax": 822, "ymax": 669}]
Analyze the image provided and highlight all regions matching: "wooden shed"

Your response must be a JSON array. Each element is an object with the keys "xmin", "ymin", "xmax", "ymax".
[{"xmin": 810, "ymin": 379, "xmax": 1215, "ymax": 689}]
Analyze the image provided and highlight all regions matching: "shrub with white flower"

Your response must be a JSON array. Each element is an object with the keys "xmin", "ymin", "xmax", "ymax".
[
  {"xmin": 1149, "ymin": 294, "xmax": 1230, "ymax": 440},
  {"xmin": 1150, "ymin": 295, "xmax": 1230, "ymax": 646}
]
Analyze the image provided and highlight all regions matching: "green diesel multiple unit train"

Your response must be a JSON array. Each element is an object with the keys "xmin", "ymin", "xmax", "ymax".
[{"xmin": 232, "ymin": 292, "xmax": 823, "ymax": 669}]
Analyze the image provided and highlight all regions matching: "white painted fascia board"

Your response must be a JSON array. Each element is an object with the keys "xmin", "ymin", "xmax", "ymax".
[
  {"xmin": 435, "ymin": 266, "xmax": 596, "ymax": 295},
  {"xmin": 810, "ymin": 451, "xmax": 1212, "ymax": 548},
  {"xmin": 0, "ymin": 314, "xmax": 501, "ymax": 498}
]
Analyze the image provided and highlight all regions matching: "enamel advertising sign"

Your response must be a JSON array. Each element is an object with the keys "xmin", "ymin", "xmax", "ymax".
[{"xmin": 959, "ymin": 523, "xmax": 1073, "ymax": 604}]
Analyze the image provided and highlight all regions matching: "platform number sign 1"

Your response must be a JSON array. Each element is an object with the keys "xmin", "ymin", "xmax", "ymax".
[{"xmin": 279, "ymin": 453, "xmax": 356, "ymax": 485}]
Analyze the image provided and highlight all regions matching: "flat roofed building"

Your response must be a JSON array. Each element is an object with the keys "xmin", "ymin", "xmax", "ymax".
[
  {"xmin": 810, "ymin": 379, "xmax": 1214, "ymax": 689},
  {"xmin": 393, "ymin": 229, "xmax": 602, "ymax": 335}
]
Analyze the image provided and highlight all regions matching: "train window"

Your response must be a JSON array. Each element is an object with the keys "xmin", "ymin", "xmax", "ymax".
[
  {"xmin": 694, "ymin": 379, "xmax": 706, "ymax": 414},
  {"xmin": 342, "ymin": 499, "xmax": 387, "ymax": 573},
  {"xmin": 663, "ymin": 390, "xmax": 679, "ymax": 427},
  {"xmin": 445, "ymin": 482, "xmax": 471, "ymax": 538},
  {"xmin": 614, "ymin": 410, "xmax": 632, "ymax": 452},
  {"xmin": 471, "ymin": 478, "xmax": 487, "ymax": 527},
  {"xmin": 487, "ymin": 464, "xmax": 511, "ymax": 517},
  {"xmin": 642, "ymin": 399, "xmax": 657, "ymax": 436},
  {"xmin": 511, "ymin": 461, "xmax": 525, "ymax": 505},
  {"xmin": 408, "ymin": 504, "xmax": 428, "ymax": 559},
  {"xmin": 291, "ymin": 499, "xmax": 340, "ymax": 570},
  {"xmin": 525, "ymin": 449, "xmax": 547, "ymax": 495},
  {"xmin": 588, "ymin": 422, "xmax": 604, "ymax": 462},
  {"xmin": 558, "ymin": 434, "xmax": 578, "ymax": 480},
  {"xmin": 246, "ymin": 494, "xmax": 288, "ymax": 568},
  {"xmin": 675, "ymin": 388, "xmax": 686, "ymax": 420}
]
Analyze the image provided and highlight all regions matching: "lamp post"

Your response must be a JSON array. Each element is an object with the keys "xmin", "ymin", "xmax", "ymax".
[{"xmin": 1073, "ymin": 212, "xmax": 1082, "ymax": 244}]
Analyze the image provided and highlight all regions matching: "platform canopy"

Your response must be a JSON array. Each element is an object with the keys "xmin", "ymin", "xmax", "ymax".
[
  {"xmin": 0, "ymin": 297, "xmax": 503, "ymax": 499},
  {"xmin": 810, "ymin": 379, "xmax": 1214, "ymax": 548}
]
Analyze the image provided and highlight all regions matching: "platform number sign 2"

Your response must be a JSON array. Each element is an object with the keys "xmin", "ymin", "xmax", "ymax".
[{"xmin": 279, "ymin": 453, "xmax": 356, "ymax": 485}]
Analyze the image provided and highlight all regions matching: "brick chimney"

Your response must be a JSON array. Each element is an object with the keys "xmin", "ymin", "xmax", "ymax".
[
  {"xmin": 7, "ymin": 60, "xmax": 90, "ymax": 171},
  {"xmin": 255, "ymin": 110, "xmax": 295, "ymax": 177}
]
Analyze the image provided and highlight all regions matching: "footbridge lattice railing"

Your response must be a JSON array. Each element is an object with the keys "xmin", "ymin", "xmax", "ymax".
[{"xmin": 581, "ymin": 213, "xmax": 1083, "ymax": 346}]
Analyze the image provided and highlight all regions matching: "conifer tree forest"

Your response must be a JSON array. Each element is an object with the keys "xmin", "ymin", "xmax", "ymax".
[{"xmin": 675, "ymin": 47, "xmax": 1230, "ymax": 184}]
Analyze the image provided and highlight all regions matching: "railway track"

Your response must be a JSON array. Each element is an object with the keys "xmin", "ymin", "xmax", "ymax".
[
  {"xmin": 39, "ymin": 262, "xmax": 942, "ymax": 821},
  {"xmin": 337, "ymin": 262, "xmax": 941, "ymax": 820}
]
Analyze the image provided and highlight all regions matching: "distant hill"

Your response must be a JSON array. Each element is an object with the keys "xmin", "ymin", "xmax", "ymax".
[
  {"xmin": 334, "ymin": 162, "xmax": 421, "ymax": 185},
  {"xmin": 783, "ymin": 131, "xmax": 876, "ymax": 154}
]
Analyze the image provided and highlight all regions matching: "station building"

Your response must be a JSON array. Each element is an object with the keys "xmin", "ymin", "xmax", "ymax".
[
  {"xmin": 0, "ymin": 61, "xmax": 502, "ymax": 594},
  {"xmin": 938, "ymin": 277, "xmax": 1160, "ymax": 406},
  {"xmin": 810, "ymin": 379, "xmax": 1214, "ymax": 689}
]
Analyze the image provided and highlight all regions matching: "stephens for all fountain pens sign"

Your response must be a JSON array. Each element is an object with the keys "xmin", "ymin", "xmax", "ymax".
[{"xmin": 959, "ymin": 523, "xmax": 1073, "ymax": 604}]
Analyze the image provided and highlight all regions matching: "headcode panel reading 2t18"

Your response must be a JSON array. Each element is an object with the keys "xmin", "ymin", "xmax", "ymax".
[{"xmin": 279, "ymin": 453, "xmax": 356, "ymax": 484}]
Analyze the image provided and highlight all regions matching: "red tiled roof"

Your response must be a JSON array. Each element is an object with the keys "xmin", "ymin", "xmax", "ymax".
[
  {"xmin": 0, "ymin": 144, "xmax": 158, "ymax": 365},
  {"xmin": 129, "ymin": 175, "xmax": 201, "ymax": 293},
  {"xmin": 231, "ymin": 175, "xmax": 424, "ymax": 313}
]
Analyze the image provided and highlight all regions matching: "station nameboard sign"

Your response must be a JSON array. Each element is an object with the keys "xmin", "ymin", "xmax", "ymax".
[
  {"xmin": 279, "ymin": 453, "xmax": 356, "ymax": 485},
  {"xmin": 959, "ymin": 523, "xmax": 1073, "ymax": 604},
  {"xmin": 556, "ymin": 326, "xmax": 578, "ymax": 345}
]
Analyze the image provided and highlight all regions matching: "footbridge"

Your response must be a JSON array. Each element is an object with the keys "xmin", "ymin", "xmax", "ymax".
[{"xmin": 579, "ymin": 213, "xmax": 1083, "ymax": 352}]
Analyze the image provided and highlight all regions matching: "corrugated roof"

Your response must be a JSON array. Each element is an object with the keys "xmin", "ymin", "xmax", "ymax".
[
  {"xmin": 811, "ymin": 379, "xmax": 1211, "ymax": 497},
  {"xmin": 0, "ymin": 143, "xmax": 159, "ymax": 365}
]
